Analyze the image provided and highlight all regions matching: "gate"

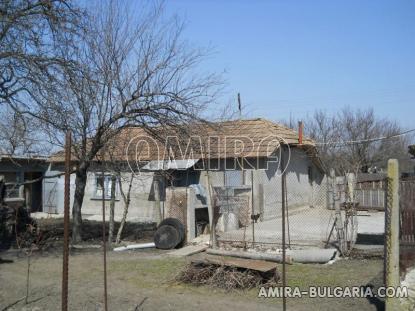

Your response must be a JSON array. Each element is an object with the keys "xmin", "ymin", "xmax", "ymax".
[{"xmin": 400, "ymin": 177, "xmax": 415, "ymax": 275}]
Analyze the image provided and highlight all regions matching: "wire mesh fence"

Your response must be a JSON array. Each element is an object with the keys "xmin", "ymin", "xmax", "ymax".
[
  {"xmin": 210, "ymin": 162, "xmax": 366, "ymax": 253},
  {"xmin": 210, "ymin": 166, "xmax": 345, "ymax": 250}
]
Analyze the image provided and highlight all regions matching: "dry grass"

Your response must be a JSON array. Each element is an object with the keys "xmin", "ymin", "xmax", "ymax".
[{"xmin": 0, "ymin": 250, "xmax": 385, "ymax": 311}]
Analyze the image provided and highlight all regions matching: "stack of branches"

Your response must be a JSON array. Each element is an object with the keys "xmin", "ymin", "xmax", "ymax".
[
  {"xmin": 32, "ymin": 218, "xmax": 156, "ymax": 246},
  {"xmin": 176, "ymin": 262, "xmax": 279, "ymax": 290},
  {"xmin": 0, "ymin": 204, "xmax": 35, "ymax": 249}
]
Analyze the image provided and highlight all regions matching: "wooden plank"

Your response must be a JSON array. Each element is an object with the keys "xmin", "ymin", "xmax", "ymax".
[
  {"xmin": 355, "ymin": 206, "xmax": 385, "ymax": 211},
  {"xmin": 167, "ymin": 245, "xmax": 208, "ymax": 257},
  {"xmin": 192, "ymin": 254, "xmax": 278, "ymax": 273}
]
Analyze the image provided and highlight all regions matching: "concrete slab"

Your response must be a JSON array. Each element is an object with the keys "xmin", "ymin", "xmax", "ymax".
[
  {"xmin": 357, "ymin": 212, "xmax": 385, "ymax": 234},
  {"xmin": 217, "ymin": 207, "xmax": 335, "ymax": 247},
  {"xmin": 353, "ymin": 244, "xmax": 384, "ymax": 251},
  {"xmin": 355, "ymin": 211, "xmax": 385, "ymax": 245},
  {"xmin": 401, "ymin": 268, "xmax": 415, "ymax": 309},
  {"xmin": 217, "ymin": 209, "xmax": 385, "ymax": 248},
  {"xmin": 189, "ymin": 234, "xmax": 210, "ymax": 246},
  {"xmin": 31, "ymin": 212, "xmax": 63, "ymax": 219}
]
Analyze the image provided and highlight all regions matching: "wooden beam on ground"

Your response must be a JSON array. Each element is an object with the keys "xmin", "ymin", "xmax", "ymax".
[
  {"xmin": 167, "ymin": 245, "xmax": 208, "ymax": 257},
  {"xmin": 192, "ymin": 254, "xmax": 278, "ymax": 273}
]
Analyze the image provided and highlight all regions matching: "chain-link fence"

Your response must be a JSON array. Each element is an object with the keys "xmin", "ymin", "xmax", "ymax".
[
  {"xmin": 209, "ymin": 159, "xmax": 366, "ymax": 253},
  {"xmin": 210, "ymin": 165, "xmax": 357, "ymax": 251}
]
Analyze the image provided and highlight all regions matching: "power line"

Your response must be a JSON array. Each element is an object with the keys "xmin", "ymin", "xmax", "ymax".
[{"xmin": 315, "ymin": 128, "xmax": 415, "ymax": 147}]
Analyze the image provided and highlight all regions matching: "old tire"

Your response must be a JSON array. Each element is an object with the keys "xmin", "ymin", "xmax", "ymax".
[
  {"xmin": 158, "ymin": 218, "xmax": 185, "ymax": 243},
  {"xmin": 154, "ymin": 225, "xmax": 180, "ymax": 250}
]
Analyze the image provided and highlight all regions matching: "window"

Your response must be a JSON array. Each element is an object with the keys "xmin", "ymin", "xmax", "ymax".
[
  {"xmin": 225, "ymin": 170, "xmax": 243, "ymax": 187},
  {"xmin": 94, "ymin": 174, "xmax": 118, "ymax": 199}
]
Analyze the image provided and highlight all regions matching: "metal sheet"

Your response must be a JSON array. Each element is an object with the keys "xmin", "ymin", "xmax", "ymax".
[{"xmin": 142, "ymin": 159, "xmax": 199, "ymax": 171}]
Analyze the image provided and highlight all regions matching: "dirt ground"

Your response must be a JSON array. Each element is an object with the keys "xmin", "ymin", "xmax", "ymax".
[{"xmin": 0, "ymin": 247, "xmax": 385, "ymax": 311}]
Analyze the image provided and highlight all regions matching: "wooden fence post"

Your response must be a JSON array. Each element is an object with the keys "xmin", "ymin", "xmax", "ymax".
[{"xmin": 385, "ymin": 159, "xmax": 400, "ymax": 311}]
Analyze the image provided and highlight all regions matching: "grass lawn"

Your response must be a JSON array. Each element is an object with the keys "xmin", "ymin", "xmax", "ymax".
[{"xmin": 0, "ymin": 249, "xmax": 385, "ymax": 310}]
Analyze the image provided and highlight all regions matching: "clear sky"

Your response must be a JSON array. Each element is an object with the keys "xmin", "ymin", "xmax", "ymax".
[{"xmin": 165, "ymin": 0, "xmax": 415, "ymax": 128}]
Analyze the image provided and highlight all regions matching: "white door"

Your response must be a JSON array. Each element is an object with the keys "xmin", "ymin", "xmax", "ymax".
[{"xmin": 43, "ymin": 179, "xmax": 58, "ymax": 213}]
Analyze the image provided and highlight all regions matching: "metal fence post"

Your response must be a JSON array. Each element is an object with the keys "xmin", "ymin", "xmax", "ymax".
[
  {"xmin": 101, "ymin": 152, "xmax": 108, "ymax": 311},
  {"xmin": 62, "ymin": 131, "xmax": 71, "ymax": 311},
  {"xmin": 281, "ymin": 145, "xmax": 287, "ymax": 311},
  {"xmin": 251, "ymin": 170, "xmax": 255, "ymax": 247},
  {"xmin": 385, "ymin": 159, "xmax": 400, "ymax": 311}
]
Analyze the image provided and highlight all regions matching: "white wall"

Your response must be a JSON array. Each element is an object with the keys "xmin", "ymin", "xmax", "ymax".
[
  {"xmin": 44, "ymin": 147, "xmax": 325, "ymax": 223},
  {"xmin": 80, "ymin": 171, "xmax": 158, "ymax": 222},
  {"xmin": 44, "ymin": 167, "xmax": 159, "ymax": 223},
  {"xmin": 193, "ymin": 148, "xmax": 326, "ymax": 221},
  {"xmin": 249, "ymin": 148, "xmax": 325, "ymax": 220}
]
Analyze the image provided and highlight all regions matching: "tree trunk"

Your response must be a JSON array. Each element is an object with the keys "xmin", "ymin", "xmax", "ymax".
[
  {"xmin": 108, "ymin": 174, "xmax": 116, "ymax": 245},
  {"xmin": 72, "ymin": 164, "xmax": 88, "ymax": 243},
  {"xmin": 115, "ymin": 200, "xmax": 129, "ymax": 244},
  {"xmin": 116, "ymin": 174, "xmax": 133, "ymax": 244}
]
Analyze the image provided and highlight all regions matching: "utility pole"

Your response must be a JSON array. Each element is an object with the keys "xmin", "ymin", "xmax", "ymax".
[
  {"xmin": 385, "ymin": 159, "xmax": 400, "ymax": 311},
  {"xmin": 237, "ymin": 93, "xmax": 242, "ymax": 119}
]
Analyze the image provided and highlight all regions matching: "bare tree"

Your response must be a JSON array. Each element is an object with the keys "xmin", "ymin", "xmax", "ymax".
[
  {"xmin": 304, "ymin": 110, "xmax": 341, "ymax": 171},
  {"xmin": 21, "ymin": 1, "xmax": 221, "ymax": 242},
  {"xmin": 305, "ymin": 107, "xmax": 411, "ymax": 174},
  {"xmin": 115, "ymin": 172, "xmax": 134, "ymax": 244},
  {"xmin": 0, "ymin": 106, "xmax": 49, "ymax": 156},
  {"xmin": 0, "ymin": 0, "xmax": 84, "ymax": 159},
  {"xmin": 103, "ymin": 130, "xmax": 138, "ymax": 245},
  {"xmin": 0, "ymin": 0, "xmax": 82, "ymax": 109}
]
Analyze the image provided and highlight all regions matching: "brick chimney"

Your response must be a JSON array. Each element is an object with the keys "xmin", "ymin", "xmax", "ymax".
[{"xmin": 298, "ymin": 121, "xmax": 303, "ymax": 145}]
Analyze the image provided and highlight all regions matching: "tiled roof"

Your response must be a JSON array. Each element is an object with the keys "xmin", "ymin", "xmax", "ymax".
[{"xmin": 49, "ymin": 118, "xmax": 316, "ymax": 163}]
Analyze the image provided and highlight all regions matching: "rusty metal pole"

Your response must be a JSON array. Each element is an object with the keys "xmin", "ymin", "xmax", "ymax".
[
  {"xmin": 101, "ymin": 155, "xmax": 108, "ymax": 311},
  {"xmin": 62, "ymin": 131, "xmax": 71, "ymax": 311},
  {"xmin": 251, "ymin": 170, "xmax": 255, "ymax": 246},
  {"xmin": 281, "ymin": 145, "xmax": 287, "ymax": 311}
]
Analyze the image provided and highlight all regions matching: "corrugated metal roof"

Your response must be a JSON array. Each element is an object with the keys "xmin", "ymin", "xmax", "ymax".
[
  {"xmin": 141, "ymin": 159, "xmax": 200, "ymax": 171},
  {"xmin": 0, "ymin": 154, "xmax": 48, "ymax": 162}
]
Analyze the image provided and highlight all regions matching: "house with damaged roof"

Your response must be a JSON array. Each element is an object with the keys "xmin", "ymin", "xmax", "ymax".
[{"xmin": 43, "ymin": 118, "xmax": 327, "ymax": 245}]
